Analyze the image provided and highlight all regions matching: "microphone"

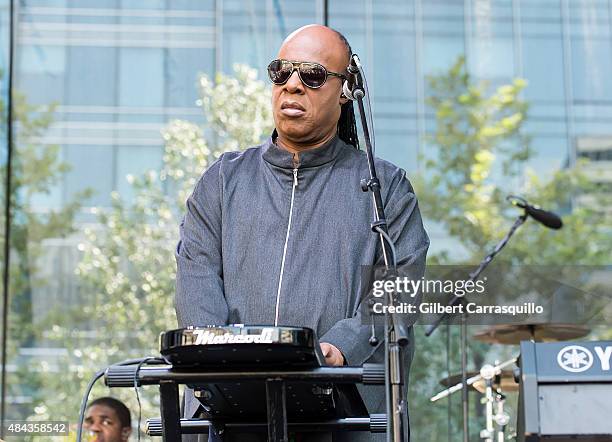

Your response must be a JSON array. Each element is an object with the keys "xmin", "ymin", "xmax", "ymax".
[
  {"xmin": 507, "ymin": 195, "xmax": 563, "ymax": 230},
  {"xmin": 342, "ymin": 54, "xmax": 361, "ymax": 100},
  {"xmin": 342, "ymin": 78, "xmax": 355, "ymax": 100}
]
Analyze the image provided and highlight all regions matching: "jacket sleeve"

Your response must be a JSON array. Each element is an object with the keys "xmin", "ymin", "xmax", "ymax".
[
  {"xmin": 175, "ymin": 159, "xmax": 229, "ymax": 328},
  {"xmin": 319, "ymin": 168, "xmax": 429, "ymax": 365}
]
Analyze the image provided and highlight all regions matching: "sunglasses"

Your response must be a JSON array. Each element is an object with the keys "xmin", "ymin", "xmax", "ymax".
[{"xmin": 267, "ymin": 59, "xmax": 347, "ymax": 89}]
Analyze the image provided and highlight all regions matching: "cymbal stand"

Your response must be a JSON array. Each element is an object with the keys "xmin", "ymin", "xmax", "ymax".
[
  {"xmin": 430, "ymin": 357, "xmax": 517, "ymax": 402},
  {"xmin": 479, "ymin": 364, "xmax": 496, "ymax": 442},
  {"xmin": 494, "ymin": 392, "xmax": 510, "ymax": 442}
]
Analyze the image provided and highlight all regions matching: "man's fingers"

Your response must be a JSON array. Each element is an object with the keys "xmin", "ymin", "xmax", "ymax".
[
  {"xmin": 320, "ymin": 343, "xmax": 343, "ymax": 366},
  {"xmin": 320, "ymin": 343, "xmax": 331, "ymax": 357}
]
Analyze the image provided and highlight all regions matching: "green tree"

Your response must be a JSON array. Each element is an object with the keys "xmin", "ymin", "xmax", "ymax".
[
  {"xmin": 416, "ymin": 56, "xmax": 611, "ymax": 265},
  {"xmin": 409, "ymin": 56, "xmax": 611, "ymax": 441},
  {"xmin": 31, "ymin": 65, "xmax": 273, "ymax": 438},
  {"xmin": 0, "ymin": 79, "xmax": 92, "ymax": 423}
]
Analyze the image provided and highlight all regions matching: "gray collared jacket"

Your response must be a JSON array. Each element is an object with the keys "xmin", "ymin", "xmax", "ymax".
[{"xmin": 175, "ymin": 134, "xmax": 429, "ymax": 441}]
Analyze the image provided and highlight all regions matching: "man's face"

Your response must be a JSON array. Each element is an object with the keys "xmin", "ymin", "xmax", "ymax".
[
  {"xmin": 84, "ymin": 404, "xmax": 131, "ymax": 442},
  {"xmin": 272, "ymin": 26, "xmax": 348, "ymax": 148}
]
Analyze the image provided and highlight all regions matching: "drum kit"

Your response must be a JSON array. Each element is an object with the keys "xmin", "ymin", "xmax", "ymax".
[{"xmin": 430, "ymin": 323, "xmax": 590, "ymax": 441}]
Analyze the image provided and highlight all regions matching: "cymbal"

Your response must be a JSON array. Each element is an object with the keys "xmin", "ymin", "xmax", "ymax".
[
  {"xmin": 472, "ymin": 324, "xmax": 590, "ymax": 345},
  {"xmin": 439, "ymin": 370, "xmax": 518, "ymax": 393}
]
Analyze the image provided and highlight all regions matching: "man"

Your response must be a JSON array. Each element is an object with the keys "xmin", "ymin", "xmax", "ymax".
[
  {"xmin": 84, "ymin": 397, "xmax": 132, "ymax": 442},
  {"xmin": 175, "ymin": 24, "xmax": 429, "ymax": 441}
]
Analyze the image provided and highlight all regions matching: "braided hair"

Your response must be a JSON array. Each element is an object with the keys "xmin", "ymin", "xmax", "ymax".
[{"xmin": 332, "ymin": 29, "xmax": 360, "ymax": 149}]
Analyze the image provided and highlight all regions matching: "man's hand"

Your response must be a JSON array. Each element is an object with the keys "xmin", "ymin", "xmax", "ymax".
[{"xmin": 320, "ymin": 342, "xmax": 344, "ymax": 366}]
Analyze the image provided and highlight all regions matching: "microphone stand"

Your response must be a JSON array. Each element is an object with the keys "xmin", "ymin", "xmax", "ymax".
[
  {"xmin": 424, "ymin": 211, "xmax": 528, "ymax": 442},
  {"xmin": 348, "ymin": 54, "xmax": 409, "ymax": 442}
]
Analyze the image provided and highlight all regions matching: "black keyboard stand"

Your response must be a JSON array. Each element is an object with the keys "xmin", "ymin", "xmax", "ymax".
[{"xmin": 105, "ymin": 363, "xmax": 386, "ymax": 441}]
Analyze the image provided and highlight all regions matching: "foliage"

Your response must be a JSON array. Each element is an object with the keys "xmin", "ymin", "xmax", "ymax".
[
  {"xmin": 0, "ymin": 81, "xmax": 92, "ymax": 426},
  {"xmin": 409, "ymin": 56, "xmax": 611, "ymax": 441},
  {"xmin": 1, "ymin": 91, "xmax": 91, "ymax": 338},
  {"xmin": 415, "ymin": 56, "xmax": 611, "ymax": 265}
]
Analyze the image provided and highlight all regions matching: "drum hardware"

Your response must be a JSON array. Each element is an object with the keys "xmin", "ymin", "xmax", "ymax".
[
  {"xmin": 439, "ymin": 370, "xmax": 519, "ymax": 394},
  {"xmin": 493, "ymin": 392, "xmax": 510, "ymax": 442},
  {"xmin": 431, "ymin": 322, "xmax": 593, "ymax": 441},
  {"xmin": 430, "ymin": 357, "xmax": 518, "ymax": 403},
  {"xmin": 424, "ymin": 197, "xmax": 555, "ymax": 442},
  {"xmin": 480, "ymin": 364, "xmax": 497, "ymax": 442},
  {"xmin": 432, "ymin": 358, "xmax": 518, "ymax": 442},
  {"xmin": 473, "ymin": 324, "xmax": 590, "ymax": 345},
  {"xmin": 479, "ymin": 363, "xmax": 512, "ymax": 442}
]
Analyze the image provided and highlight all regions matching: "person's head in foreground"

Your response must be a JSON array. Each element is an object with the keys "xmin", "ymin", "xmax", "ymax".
[
  {"xmin": 268, "ymin": 24, "xmax": 358, "ymax": 153},
  {"xmin": 84, "ymin": 396, "xmax": 132, "ymax": 442}
]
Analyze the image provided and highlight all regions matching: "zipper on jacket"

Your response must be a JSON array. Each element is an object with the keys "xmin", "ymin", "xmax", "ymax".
[{"xmin": 274, "ymin": 168, "xmax": 298, "ymax": 326}]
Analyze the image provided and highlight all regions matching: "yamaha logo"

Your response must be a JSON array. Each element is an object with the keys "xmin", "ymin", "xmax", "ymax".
[{"xmin": 557, "ymin": 345, "xmax": 594, "ymax": 373}]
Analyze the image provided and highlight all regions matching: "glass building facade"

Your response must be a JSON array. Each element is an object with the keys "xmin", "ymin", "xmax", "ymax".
[{"xmin": 0, "ymin": 0, "xmax": 610, "ymax": 439}]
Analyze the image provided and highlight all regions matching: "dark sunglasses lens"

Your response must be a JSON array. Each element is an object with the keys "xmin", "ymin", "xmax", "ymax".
[
  {"xmin": 300, "ymin": 63, "xmax": 327, "ymax": 88},
  {"xmin": 268, "ymin": 60, "xmax": 292, "ymax": 84}
]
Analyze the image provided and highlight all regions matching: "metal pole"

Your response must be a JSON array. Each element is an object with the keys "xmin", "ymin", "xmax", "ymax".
[
  {"xmin": 460, "ymin": 315, "xmax": 469, "ymax": 442},
  {"xmin": 1, "ymin": 0, "xmax": 16, "ymax": 435}
]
